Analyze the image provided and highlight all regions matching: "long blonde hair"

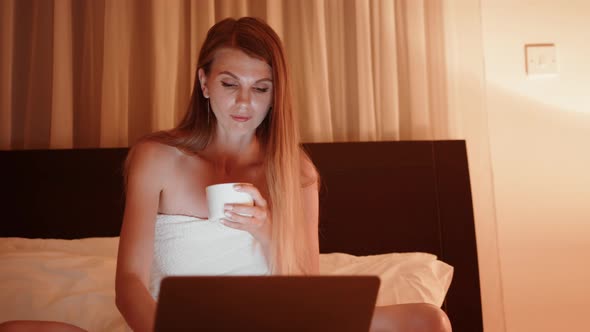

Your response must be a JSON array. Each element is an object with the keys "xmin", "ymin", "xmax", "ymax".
[{"xmin": 132, "ymin": 17, "xmax": 313, "ymax": 274}]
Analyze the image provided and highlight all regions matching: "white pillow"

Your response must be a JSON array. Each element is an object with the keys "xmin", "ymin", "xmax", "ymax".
[
  {"xmin": 320, "ymin": 252, "xmax": 453, "ymax": 307},
  {"xmin": 0, "ymin": 237, "xmax": 452, "ymax": 331}
]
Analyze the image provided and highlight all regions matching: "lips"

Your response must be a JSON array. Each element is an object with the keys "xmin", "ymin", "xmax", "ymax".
[{"xmin": 230, "ymin": 115, "xmax": 251, "ymax": 122}]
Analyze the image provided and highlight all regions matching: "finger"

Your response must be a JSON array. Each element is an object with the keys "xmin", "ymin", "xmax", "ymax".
[
  {"xmin": 223, "ymin": 211, "xmax": 264, "ymax": 227},
  {"xmin": 224, "ymin": 204, "xmax": 267, "ymax": 219},
  {"xmin": 234, "ymin": 184, "xmax": 268, "ymax": 208},
  {"xmin": 220, "ymin": 218, "xmax": 247, "ymax": 230}
]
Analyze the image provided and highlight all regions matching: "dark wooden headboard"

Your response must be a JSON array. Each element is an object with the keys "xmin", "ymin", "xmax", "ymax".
[{"xmin": 0, "ymin": 140, "xmax": 483, "ymax": 332}]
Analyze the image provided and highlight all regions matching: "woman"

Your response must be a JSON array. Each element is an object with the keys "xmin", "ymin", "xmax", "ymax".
[{"xmin": 115, "ymin": 17, "xmax": 319, "ymax": 332}]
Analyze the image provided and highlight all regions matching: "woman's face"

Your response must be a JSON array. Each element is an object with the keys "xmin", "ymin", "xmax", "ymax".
[{"xmin": 198, "ymin": 48, "xmax": 273, "ymax": 136}]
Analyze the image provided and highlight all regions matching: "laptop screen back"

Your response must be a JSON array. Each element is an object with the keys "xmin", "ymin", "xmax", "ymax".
[{"xmin": 154, "ymin": 275, "xmax": 380, "ymax": 332}]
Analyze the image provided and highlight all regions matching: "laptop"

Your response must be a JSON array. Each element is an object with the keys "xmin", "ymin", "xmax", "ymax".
[{"xmin": 154, "ymin": 275, "xmax": 380, "ymax": 332}]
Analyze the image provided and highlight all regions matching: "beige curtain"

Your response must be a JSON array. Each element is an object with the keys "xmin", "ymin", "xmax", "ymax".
[{"xmin": 0, "ymin": 0, "xmax": 453, "ymax": 149}]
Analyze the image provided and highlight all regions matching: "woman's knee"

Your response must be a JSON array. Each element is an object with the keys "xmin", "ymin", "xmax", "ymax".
[
  {"xmin": 0, "ymin": 321, "xmax": 32, "ymax": 332},
  {"xmin": 371, "ymin": 303, "xmax": 452, "ymax": 332},
  {"xmin": 0, "ymin": 321, "xmax": 87, "ymax": 332},
  {"xmin": 412, "ymin": 303, "xmax": 452, "ymax": 332}
]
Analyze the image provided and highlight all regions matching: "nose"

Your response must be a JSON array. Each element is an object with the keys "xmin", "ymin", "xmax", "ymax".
[{"xmin": 235, "ymin": 87, "xmax": 251, "ymax": 108}]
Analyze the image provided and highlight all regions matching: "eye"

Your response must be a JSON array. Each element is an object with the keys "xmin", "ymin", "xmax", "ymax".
[
  {"xmin": 221, "ymin": 81, "xmax": 237, "ymax": 88},
  {"xmin": 254, "ymin": 87, "xmax": 269, "ymax": 93}
]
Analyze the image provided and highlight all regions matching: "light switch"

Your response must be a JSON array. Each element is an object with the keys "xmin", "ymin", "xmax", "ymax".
[{"xmin": 525, "ymin": 43, "xmax": 558, "ymax": 77}]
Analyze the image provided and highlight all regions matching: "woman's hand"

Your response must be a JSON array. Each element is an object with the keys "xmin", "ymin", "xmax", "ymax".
[{"xmin": 221, "ymin": 184, "xmax": 272, "ymax": 247}]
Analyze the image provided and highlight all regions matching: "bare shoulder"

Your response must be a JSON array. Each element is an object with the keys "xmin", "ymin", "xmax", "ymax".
[
  {"xmin": 128, "ymin": 139, "xmax": 178, "ymax": 162},
  {"xmin": 299, "ymin": 148, "xmax": 318, "ymax": 188},
  {"xmin": 126, "ymin": 140, "xmax": 181, "ymax": 185}
]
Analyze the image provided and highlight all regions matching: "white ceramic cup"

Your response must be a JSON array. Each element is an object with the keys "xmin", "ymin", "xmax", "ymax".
[{"xmin": 206, "ymin": 183, "xmax": 254, "ymax": 222}]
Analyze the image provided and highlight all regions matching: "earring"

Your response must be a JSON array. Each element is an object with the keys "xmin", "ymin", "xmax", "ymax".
[{"xmin": 206, "ymin": 98, "xmax": 210, "ymax": 126}]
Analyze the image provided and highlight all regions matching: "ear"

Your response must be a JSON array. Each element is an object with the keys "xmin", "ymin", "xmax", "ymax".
[{"xmin": 197, "ymin": 68, "xmax": 209, "ymax": 98}]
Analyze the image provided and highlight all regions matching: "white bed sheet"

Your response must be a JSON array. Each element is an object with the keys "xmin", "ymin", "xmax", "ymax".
[
  {"xmin": 0, "ymin": 238, "xmax": 125, "ymax": 331},
  {"xmin": 0, "ymin": 237, "xmax": 453, "ymax": 331}
]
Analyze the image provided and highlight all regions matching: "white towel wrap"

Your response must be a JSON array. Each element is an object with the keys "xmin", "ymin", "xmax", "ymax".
[{"xmin": 149, "ymin": 214, "xmax": 270, "ymax": 299}]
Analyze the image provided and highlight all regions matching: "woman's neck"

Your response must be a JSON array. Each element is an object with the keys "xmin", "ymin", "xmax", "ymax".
[{"xmin": 205, "ymin": 134, "xmax": 263, "ymax": 175}]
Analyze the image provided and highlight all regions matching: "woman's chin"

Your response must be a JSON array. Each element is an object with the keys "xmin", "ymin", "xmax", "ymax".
[{"xmin": 218, "ymin": 122, "xmax": 257, "ymax": 135}]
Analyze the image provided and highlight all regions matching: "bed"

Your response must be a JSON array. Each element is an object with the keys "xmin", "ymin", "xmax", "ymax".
[{"xmin": 0, "ymin": 140, "xmax": 483, "ymax": 332}]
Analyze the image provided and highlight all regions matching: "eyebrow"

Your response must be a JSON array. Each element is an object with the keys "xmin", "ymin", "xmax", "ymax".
[{"xmin": 219, "ymin": 71, "xmax": 272, "ymax": 83}]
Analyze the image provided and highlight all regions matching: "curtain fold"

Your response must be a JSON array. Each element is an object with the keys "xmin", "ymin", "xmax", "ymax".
[
  {"xmin": 51, "ymin": 0, "xmax": 74, "ymax": 149},
  {"xmin": 100, "ymin": 0, "xmax": 130, "ymax": 147},
  {"xmin": 0, "ymin": 0, "xmax": 455, "ymax": 149},
  {"xmin": 0, "ymin": 0, "xmax": 15, "ymax": 150}
]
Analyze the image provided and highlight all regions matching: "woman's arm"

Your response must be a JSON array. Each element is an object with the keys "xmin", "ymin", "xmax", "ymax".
[{"xmin": 115, "ymin": 141, "xmax": 171, "ymax": 332}]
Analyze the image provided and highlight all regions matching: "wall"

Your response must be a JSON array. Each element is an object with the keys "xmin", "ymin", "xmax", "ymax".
[{"xmin": 480, "ymin": 1, "xmax": 590, "ymax": 331}]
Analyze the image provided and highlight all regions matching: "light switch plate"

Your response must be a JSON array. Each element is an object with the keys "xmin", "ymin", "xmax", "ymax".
[{"xmin": 525, "ymin": 43, "xmax": 558, "ymax": 77}]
